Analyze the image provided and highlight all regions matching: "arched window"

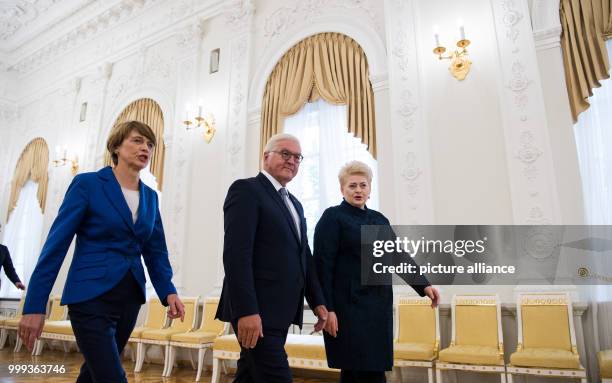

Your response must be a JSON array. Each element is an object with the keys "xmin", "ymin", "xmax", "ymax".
[
  {"xmin": 260, "ymin": 33, "xmax": 379, "ymax": 244},
  {"xmin": 284, "ymin": 99, "xmax": 379, "ymax": 245},
  {"xmin": 573, "ymin": 39, "xmax": 612, "ymax": 302},
  {"xmin": 1, "ymin": 138, "xmax": 48, "ymax": 298}
]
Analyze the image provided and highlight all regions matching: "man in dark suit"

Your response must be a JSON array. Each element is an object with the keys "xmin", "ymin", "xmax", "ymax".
[
  {"xmin": 216, "ymin": 133, "xmax": 328, "ymax": 383},
  {"xmin": 0, "ymin": 224, "xmax": 26, "ymax": 292}
]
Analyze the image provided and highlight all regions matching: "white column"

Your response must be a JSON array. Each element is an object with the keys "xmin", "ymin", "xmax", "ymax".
[
  {"xmin": 489, "ymin": 0, "xmax": 561, "ymax": 224},
  {"xmin": 215, "ymin": 0, "xmax": 256, "ymax": 290},
  {"xmin": 383, "ymin": 0, "xmax": 436, "ymax": 225}
]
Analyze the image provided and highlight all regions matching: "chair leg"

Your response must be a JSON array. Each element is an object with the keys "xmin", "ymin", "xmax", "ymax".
[
  {"xmin": 0, "ymin": 329, "xmax": 7, "ymax": 349},
  {"xmin": 135, "ymin": 343, "xmax": 145, "ymax": 372},
  {"xmin": 188, "ymin": 348, "xmax": 196, "ymax": 370},
  {"xmin": 33, "ymin": 339, "xmax": 43, "ymax": 356},
  {"xmin": 580, "ymin": 379, "xmax": 586, "ymax": 383},
  {"xmin": 162, "ymin": 344, "xmax": 171, "ymax": 377},
  {"xmin": 428, "ymin": 367, "xmax": 434, "ymax": 383},
  {"xmin": 436, "ymin": 368, "xmax": 443, "ymax": 383},
  {"xmin": 500, "ymin": 371, "xmax": 506, "ymax": 383},
  {"xmin": 13, "ymin": 334, "xmax": 22, "ymax": 352},
  {"xmin": 221, "ymin": 359, "xmax": 228, "ymax": 374},
  {"xmin": 507, "ymin": 372, "xmax": 513, "ymax": 383},
  {"xmin": 196, "ymin": 348, "xmax": 206, "ymax": 381},
  {"xmin": 165, "ymin": 345, "xmax": 177, "ymax": 377},
  {"xmin": 210, "ymin": 357, "xmax": 221, "ymax": 383}
]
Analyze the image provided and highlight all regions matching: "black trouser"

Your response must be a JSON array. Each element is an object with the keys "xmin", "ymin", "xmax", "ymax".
[
  {"xmin": 68, "ymin": 271, "xmax": 143, "ymax": 383},
  {"xmin": 340, "ymin": 370, "xmax": 386, "ymax": 383},
  {"xmin": 232, "ymin": 324, "xmax": 292, "ymax": 383}
]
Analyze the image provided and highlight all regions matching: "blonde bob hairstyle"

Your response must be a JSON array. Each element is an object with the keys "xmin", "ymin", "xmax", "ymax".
[{"xmin": 338, "ymin": 160, "xmax": 373, "ymax": 186}]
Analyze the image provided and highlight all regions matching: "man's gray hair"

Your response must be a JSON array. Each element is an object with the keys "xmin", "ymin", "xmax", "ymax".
[{"xmin": 264, "ymin": 133, "xmax": 300, "ymax": 153}]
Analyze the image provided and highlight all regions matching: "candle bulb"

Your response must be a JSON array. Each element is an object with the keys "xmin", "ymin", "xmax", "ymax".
[
  {"xmin": 198, "ymin": 99, "xmax": 203, "ymax": 118},
  {"xmin": 433, "ymin": 25, "xmax": 440, "ymax": 47},
  {"xmin": 457, "ymin": 19, "xmax": 465, "ymax": 40},
  {"xmin": 185, "ymin": 103, "xmax": 192, "ymax": 122},
  {"xmin": 55, "ymin": 145, "xmax": 61, "ymax": 157}
]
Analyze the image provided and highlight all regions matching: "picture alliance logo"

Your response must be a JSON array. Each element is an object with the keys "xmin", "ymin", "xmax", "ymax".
[{"xmin": 372, "ymin": 236, "xmax": 488, "ymax": 258}]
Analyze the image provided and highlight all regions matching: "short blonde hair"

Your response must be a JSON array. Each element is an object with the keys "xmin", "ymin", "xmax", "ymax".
[
  {"xmin": 338, "ymin": 160, "xmax": 373, "ymax": 186},
  {"xmin": 264, "ymin": 133, "xmax": 300, "ymax": 153},
  {"xmin": 107, "ymin": 121, "xmax": 156, "ymax": 166}
]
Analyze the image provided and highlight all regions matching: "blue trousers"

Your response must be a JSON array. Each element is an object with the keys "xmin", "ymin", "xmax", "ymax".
[
  {"xmin": 68, "ymin": 271, "xmax": 144, "ymax": 383},
  {"xmin": 232, "ymin": 324, "xmax": 292, "ymax": 383}
]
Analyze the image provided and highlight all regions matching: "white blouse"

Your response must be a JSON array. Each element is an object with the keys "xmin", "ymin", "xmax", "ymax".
[{"xmin": 121, "ymin": 187, "xmax": 139, "ymax": 223}]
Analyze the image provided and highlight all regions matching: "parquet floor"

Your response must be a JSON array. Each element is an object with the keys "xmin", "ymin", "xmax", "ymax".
[{"xmin": 0, "ymin": 346, "xmax": 339, "ymax": 382}]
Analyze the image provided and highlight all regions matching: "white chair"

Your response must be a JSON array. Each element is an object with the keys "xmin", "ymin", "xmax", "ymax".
[
  {"xmin": 135, "ymin": 296, "xmax": 200, "ymax": 376},
  {"xmin": 506, "ymin": 292, "xmax": 586, "ymax": 383},
  {"xmin": 126, "ymin": 297, "xmax": 169, "ymax": 363},
  {"xmin": 436, "ymin": 294, "xmax": 506, "ymax": 383},
  {"xmin": 165, "ymin": 297, "xmax": 225, "ymax": 379},
  {"xmin": 0, "ymin": 293, "xmax": 25, "ymax": 350},
  {"xmin": 32, "ymin": 295, "xmax": 75, "ymax": 355},
  {"xmin": 393, "ymin": 296, "xmax": 439, "ymax": 383}
]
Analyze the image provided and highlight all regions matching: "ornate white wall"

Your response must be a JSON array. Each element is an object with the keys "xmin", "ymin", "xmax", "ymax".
[{"xmin": 0, "ymin": 0, "xmax": 586, "ymax": 302}]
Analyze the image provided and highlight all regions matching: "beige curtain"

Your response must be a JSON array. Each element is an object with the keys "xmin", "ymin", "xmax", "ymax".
[
  {"xmin": 561, "ymin": 0, "xmax": 612, "ymax": 121},
  {"xmin": 7, "ymin": 138, "xmax": 49, "ymax": 220},
  {"xmin": 261, "ymin": 32, "xmax": 377, "ymax": 158},
  {"xmin": 104, "ymin": 98, "xmax": 165, "ymax": 190}
]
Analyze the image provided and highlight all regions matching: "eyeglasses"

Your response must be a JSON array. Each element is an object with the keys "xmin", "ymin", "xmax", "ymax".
[{"xmin": 270, "ymin": 150, "xmax": 304, "ymax": 163}]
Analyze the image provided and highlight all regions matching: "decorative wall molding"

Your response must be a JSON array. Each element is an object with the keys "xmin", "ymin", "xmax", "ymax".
[
  {"xmin": 383, "ymin": 0, "xmax": 435, "ymax": 224},
  {"xmin": 8, "ymin": 0, "xmax": 224, "ymax": 76},
  {"xmin": 263, "ymin": 0, "xmax": 379, "ymax": 40},
  {"xmin": 491, "ymin": 0, "xmax": 561, "ymax": 224},
  {"xmin": 0, "ymin": 0, "xmax": 66, "ymax": 41},
  {"xmin": 224, "ymin": 0, "xmax": 254, "ymax": 29}
]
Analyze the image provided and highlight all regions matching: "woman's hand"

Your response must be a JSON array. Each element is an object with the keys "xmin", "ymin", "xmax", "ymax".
[
  {"xmin": 18, "ymin": 314, "xmax": 46, "ymax": 351},
  {"xmin": 313, "ymin": 305, "xmax": 328, "ymax": 332},
  {"xmin": 324, "ymin": 311, "xmax": 338, "ymax": 337},
  {"xmin": 166, "ymin": 294, "xmax": 185, "ymax": 321},
  {"xmin": 424, "ymin": 286, "xmax": 440, "ymax": 308}
]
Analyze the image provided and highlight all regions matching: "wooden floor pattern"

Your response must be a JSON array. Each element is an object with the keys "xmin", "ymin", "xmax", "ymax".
[{"xmin": 0, "ymin": 346, "xmax": 338, "ymax": 382}]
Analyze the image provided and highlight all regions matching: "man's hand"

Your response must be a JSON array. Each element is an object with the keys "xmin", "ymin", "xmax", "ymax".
[
  {"xmin": 424, "ymin": 286, "xmax": 440, "ymax": 308},
  {"xmin": 15, "ymin": 282, "xmax": 25, "ymax": 290},
  {"xmin": 166, "ymin": 294, "xmax": 185, "ymax": 321},
  {"xmin": 324, "ymin": 311, "xmax": 338, "ymax": 337},
  {"xmin": 313, "ymin": 305, "xmax": 328, "ymax": 332},
  {"xmin": 237, "ymin": 314, "xmax": 263, "ymax": 349},
  {"xmin": 18, "ymin": 314, "xmax": 45, "ymax": 352}
]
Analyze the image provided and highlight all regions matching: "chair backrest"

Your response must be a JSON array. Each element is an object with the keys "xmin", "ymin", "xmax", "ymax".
[
  {"xmin": 47, "ymin": 296, "xmax": 66, "ymax": 321},
  {"xmin": 143, "ymin": 298, "xmax": 169, "ymax": 329},
  {"xmin": 517, "ymin": 292, "xmax": 576, "ymax": 352},
  {"xmin": 169, "ymin": 296, "xmax": 199, "ymax": 332},
  {"xmin": 199, "ymin": 297, "xmax": 225, "ymax": 334},
  {"xmin": 395, "ymin": 296, "xmax": 439, "ymax": 352},
  {"xmin": 14, "ymin": 292, "xmax": 26, "ymax": 318},
  {"xmin": 452, "ymin": 294, "xmax": 502, "ymax": 349}
]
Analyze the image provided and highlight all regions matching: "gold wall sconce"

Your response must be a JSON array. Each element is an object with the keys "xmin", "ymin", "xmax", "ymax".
[
  {"xmin": 433, "ymin": 21, "xmax": 472, "ymax": 81},
  {"xmin": 183, "ymin": 102, "xmax": 216, "ymax": 143},
  {"xmin": 53, "ymin": 146, "xmax": 79, "ymax": 175}
]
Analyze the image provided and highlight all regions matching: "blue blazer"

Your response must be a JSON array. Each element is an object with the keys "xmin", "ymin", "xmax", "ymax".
[
  {"xmin": 23, "ymin": 166, "xmax": 177, "ymax": 314},
  {"xmin": 215, "ymin": 172, "xmax": 325, "ymax": 329}
]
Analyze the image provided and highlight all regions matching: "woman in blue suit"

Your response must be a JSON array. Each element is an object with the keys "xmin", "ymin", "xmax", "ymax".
[{"xmin": 19, "ymin": 121, "xmax": 185, "ymax": 382}]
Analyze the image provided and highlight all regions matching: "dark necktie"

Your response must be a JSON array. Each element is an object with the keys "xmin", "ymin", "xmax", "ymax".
[{"xmin": 279, "ymin": 187, "xmax": 301, "ymax": 238}]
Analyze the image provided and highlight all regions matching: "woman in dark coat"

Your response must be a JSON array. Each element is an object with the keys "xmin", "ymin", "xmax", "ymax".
[{"xmin": 314, "ymin": 160, "xmax": 440, "ymax": 383}]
